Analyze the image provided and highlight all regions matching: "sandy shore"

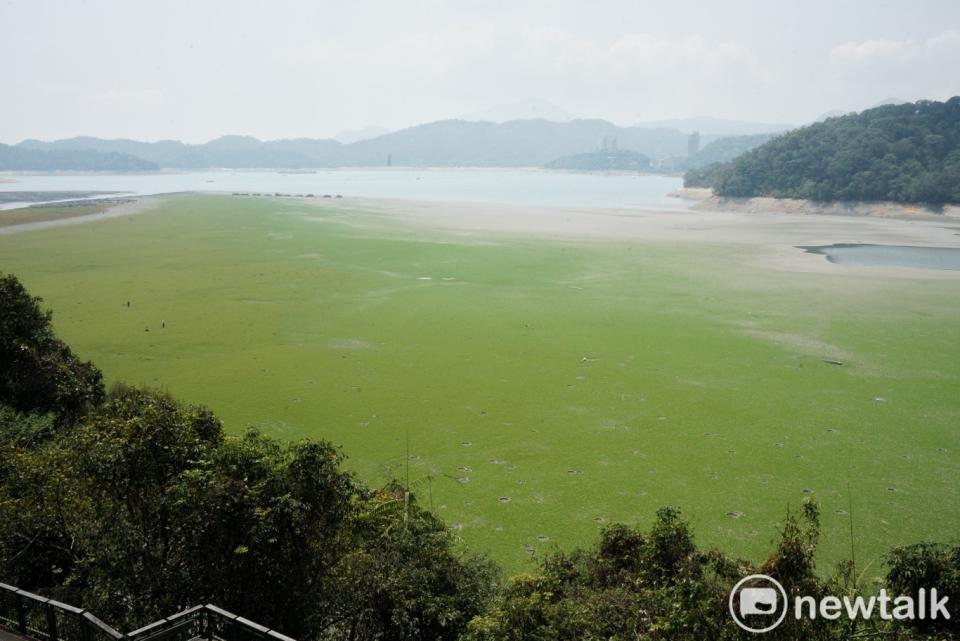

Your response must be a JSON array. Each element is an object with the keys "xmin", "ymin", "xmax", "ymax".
[
  {"xmin": 0, "ymin": 197, "xmax": 162, "ymax": 235},
  {"xmin": 667, "ymin": 187, "xmax": 712, "ymax": 201},
  {"xmin": 3, "ymin": 191, "xmax": 959, "ymax": 279},
  {"xmin": 684, "ymin": 192, "xmax": 960, "ymax": 220},
  {"xmin": 309, "ymin": 195, "xmax": 960, "ymax": 247},
  {"xmin": 302, "ymin": 195, "xmax": 960, "ymax": 279}
]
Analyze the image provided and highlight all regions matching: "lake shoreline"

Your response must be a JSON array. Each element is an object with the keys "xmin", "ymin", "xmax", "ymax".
[
  {"xmin": 4, "ymin": 191, "xmax": 960, "ymax": 279},
  {"xmin": 672, "ymin": 189, "xmax": 960, "ymax": 219},
  {"xmin": 299, "ymin": 194, "xmax": 960, "ymax": 279},
  {"xmin": 0, "ymin": 196, "xmax": 162, "ymax": 235}
]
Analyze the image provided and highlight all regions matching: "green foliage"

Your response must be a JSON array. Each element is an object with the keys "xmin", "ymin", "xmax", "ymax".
[
  {"xmin": 0, "ymin": 404, "xmax": 57, "ymax": 450},
  {"xmin": 462, "ymin": 508, "xmax": 738, "ymax": 641},
  {"xmin": 61, "ymin": 385, "xmax": 228, "ymax": 624},
  {"xmin": 323, "ymin": 484, "xmax": 499, "ymax": 641},
  {"xmin": 0, "ymin": 405, "xmax": 74, "ymax": 591},
  {"xmin": 713, "ymin": 97, "xmax": 960, "ymax": 203},
  {"xmin": 683, "ymin": 162, "xmax": 729, "ymax": 188},
  {"xmin": 0, "ymin": 385, "xmax": 495, "ymax": 639},
  {"xmin": 462, "ymin": 502, "xmax": 955, "ymax": 641},
  {"xmin": 685, "ymin": 133, "xmax": 778, "ymax": 170},
  {"xmin": 0, "ymin": 275, "xmax": 496, "ymax": 638},
  {"xmin": 886, "ymin": 543, "xmax": 960, "ymax": 636},
  {"xmin": 0, "ymin": 273, "xmax": 104, "ymax": 422}
]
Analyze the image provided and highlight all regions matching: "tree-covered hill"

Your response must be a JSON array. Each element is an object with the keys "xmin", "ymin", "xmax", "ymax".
[
  {"xmin": 685, "ymin": 132, "xmax": 778, "ymax": 169},
  {"xmin": 0, "ymin": 143, "xmax": 158, "ymax": 171},
  {"xmin": 698, "ymin": 98, "xmax": 960, "ymax": 204}
]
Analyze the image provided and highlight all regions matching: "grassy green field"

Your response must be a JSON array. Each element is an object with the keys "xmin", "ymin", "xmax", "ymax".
[{"xmin": 1, "ymin": 194, "xmax": 958, "ymax": 573}]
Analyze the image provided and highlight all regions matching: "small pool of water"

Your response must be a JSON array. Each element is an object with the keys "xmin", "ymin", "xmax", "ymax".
[{"xmin": 798, "ymin": 244, "xmax": 960, "ymax": 271}]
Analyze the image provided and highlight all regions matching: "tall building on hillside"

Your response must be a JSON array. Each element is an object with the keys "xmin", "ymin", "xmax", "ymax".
[
  {"xmin": 600, "ymin": 136, "xmax": 619, "ymax": 152},
  {"xmin": 687, "ymin": 131, "xmax": 700, "ymax": 157}
]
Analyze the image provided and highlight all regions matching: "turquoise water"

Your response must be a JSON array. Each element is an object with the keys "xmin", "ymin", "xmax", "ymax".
[
  {"xmin": 799, "ymin": 244, "xmax": 960, "ymax": 271},
  {"xmin": 0, "ymin": 169, "xmax": 685, "ymax": 210}
]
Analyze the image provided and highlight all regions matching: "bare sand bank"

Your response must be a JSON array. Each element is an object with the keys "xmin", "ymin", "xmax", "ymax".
[
  {"xmin": 311, "ymin": 195, "xmax": 960, "ymax": 248},
  {"xmin": 0, "ymin": 197, "xmax": 162, "ymax": 235},
  {"xmin": 667, "ymin": 187, "xmax": 712, "ymax": 201},
  {"xmin": 304, "ymin": 196, "xmax": 960, "ymax": 279},
  {"xmin": 685, "ymin": 192, "xmax": 960, "ymax": 220},
  {"xmin": 3, "ymin": 191, "xmax": 958, "ymax": 280}
]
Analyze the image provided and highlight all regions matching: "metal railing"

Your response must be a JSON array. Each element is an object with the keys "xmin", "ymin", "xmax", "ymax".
[{"xmin": 0, "ymin": 584, "xmax": 295, "ymax": 641}]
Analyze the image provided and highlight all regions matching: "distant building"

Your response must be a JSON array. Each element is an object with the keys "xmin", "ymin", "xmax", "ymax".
[
  {"xmin": 687, "ymin": 131, "xmax": 700, "ymax": 157},
  {"xmin": 599, "ymin": 136, "xmax": 618, "ymax": 153}
]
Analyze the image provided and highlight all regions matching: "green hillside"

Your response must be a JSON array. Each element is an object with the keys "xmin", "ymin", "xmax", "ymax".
[{"xmin": 696, "ymin": 98, "xmax": 960, "ymax": 204}]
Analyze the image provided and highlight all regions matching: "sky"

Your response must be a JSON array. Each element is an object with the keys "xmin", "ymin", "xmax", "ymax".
[{"xmin": 2, "ymin": 0, "xmax": 959, "ymax": 143}]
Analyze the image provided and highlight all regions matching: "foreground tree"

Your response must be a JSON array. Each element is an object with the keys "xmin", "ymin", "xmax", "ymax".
[
  {"xmin": 0, "ymin": 273, "xmax": 104, "ymax": 422},
  {"xmin": 462, "ymin": 507, "xmax": 742, "ymax": 641},
  {"xmin": 319, "ymin": 483, "xmax": 499, "ymax": 641},
  {"xmin": 461, "ymin": 503, "xmax": 944, "ymax": 641},
  {"xmin": 886, "ymin": 543, "xmax": 960, "ymax": 638},
  {"xmin": 0, "ymin": 382, "xmax": 495, "ymax": 639}
]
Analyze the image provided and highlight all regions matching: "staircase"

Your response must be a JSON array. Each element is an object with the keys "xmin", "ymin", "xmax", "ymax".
[{"xmin": 0, "ymin": 583, "xmax": 295, "ymax": 641}]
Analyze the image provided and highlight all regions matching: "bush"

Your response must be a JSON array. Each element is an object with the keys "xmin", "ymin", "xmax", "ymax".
[{"xmin": 0, "ymin": 273, "xmax": 104, "ymax": 422}]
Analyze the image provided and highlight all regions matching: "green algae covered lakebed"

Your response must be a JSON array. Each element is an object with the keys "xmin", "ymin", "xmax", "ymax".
[{"xmin": 2, "ymin": 194, "xmax": 958, "ymax": 573}]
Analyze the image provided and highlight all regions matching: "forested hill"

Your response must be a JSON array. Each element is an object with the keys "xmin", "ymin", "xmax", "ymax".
[
  {"xmin": 0, "ymin": 143, "xmax": 159, "ymax": 171},
  {"xmin": 705, "ymin": 97, "xmax": 960, "ymax": 204}
]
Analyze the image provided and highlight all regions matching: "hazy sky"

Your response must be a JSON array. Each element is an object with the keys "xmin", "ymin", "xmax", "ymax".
[{"xmin": 2, "ymin": 0, "xmax": 959, "ymax": 143}]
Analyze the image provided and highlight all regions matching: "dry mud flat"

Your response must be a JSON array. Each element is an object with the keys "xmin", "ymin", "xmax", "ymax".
[
  {"xmin": 2, "ymin": 193, "xmax": 958, "ymax": 570},
  {"xmin": 0, "ymin": 190, "xmax": 124, "ymax": 204},
  {"xmin": 0, "ymin": 196, "xmax": 162, "ymax": 235},
  {"xmin": 307, "ymin": 195, "xmax": 960, "ymax": 278}
]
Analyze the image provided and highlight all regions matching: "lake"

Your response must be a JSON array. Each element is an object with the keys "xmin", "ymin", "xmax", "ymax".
[{"xmin": 0, "ymin": 169, "xmax": 685, "ymax": 210}]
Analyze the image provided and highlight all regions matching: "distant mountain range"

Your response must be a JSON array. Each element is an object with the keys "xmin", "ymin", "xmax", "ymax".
[
  {"xmin": 12, "ymin": 119, "xmax": 730, "ymax": 170},
  {"xmin": 334, "ymin": 126, "xmax": 390, "ymax": 144},
  {"xmin": 0, "ymin": 143, "xmax": 158, "ymax": 171},
  {"xmin": 685, "ymin": 133, "xmax": 780, "ymax": 169},
  {"xmin": 460, "ymin": 99, "xmax": 577, "ymax": 123},
  {"xmin": 633, "ymin": 116, "xmax": 793, "ymax": 137}
]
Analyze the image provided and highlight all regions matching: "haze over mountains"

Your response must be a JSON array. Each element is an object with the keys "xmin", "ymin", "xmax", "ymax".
[
  {"xmin": 333, "ymin": 126, "xmax": 391, "ymax": 145},
  {"xmin": 633, "ymin": 116, "xmax": 793, "ymax": 136},
  {"xmin": 0, "ymin": 144, "xmax": 159, "ymax": 172},
  {"xmin": 460, "ymin": 99, "xmax": 578, "ymax": 123},
  {"xmin": 6, "ymin": 110, "xmax": 793, "ymax": 171}
]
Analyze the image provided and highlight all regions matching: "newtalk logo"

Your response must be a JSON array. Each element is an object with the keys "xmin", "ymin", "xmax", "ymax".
[{"xmin": 729, "ymin": 574, "xmax": 951, "ymax": 634}]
